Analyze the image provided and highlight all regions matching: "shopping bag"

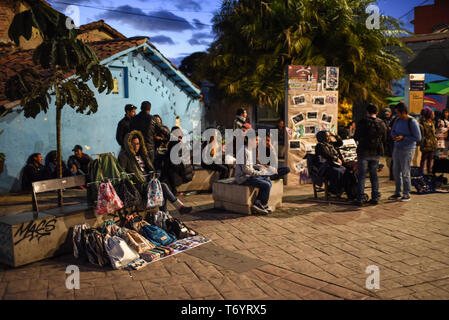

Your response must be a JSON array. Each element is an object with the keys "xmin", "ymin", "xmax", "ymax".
[
  {"xmin": 146, "ymin": 178, "xmax": 164, "ymax": 208},
  {"xmin": 96, "ymin": 180, "xmax": 124, "ymax": 215},
  {"xmin": 72, "ymin": 223, "xmax": 90, "ymax": 259},
  {"xmin": 103, "ymin": 234, "xmax": 140, "ymax": 270}
]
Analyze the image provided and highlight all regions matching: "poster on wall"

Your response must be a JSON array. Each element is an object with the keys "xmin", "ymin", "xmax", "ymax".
[{"xmin": 285, "ymin": 65, "xmax": 339, "ymax": 186}]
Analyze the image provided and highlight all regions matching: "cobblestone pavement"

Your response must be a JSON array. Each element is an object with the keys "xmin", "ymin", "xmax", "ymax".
[{"xmin": 1, "ymin": 178, "xmax": 449, "ymax": 300}]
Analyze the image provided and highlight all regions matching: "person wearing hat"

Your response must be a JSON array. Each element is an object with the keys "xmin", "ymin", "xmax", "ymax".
[
  {"xmin": 68, "ymin": 145, "xmax": 93, "ymax": 176},
  {"xmin": 116, "ymin": 104, "xmax": 137, "ymax": 148}
]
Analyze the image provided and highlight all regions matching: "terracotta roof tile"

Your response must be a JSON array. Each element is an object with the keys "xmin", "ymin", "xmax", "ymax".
[{"xmin": 0, "ymin": 37, "xmax": 148, "ymax": 105}]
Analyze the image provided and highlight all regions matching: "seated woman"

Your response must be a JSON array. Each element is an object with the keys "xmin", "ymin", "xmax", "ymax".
[
  {"xmin": 201, "ymin": 128, "xmax": 230, "ymax": 179},
  {"xmin": 255, "ymin": 134, "xmax": 290, "ymax": 181},
  {"xmin": 118, "ymin": 130, "xmax": 192, "ymax": 215},
  {"xmin": 235, "ymin": 134, "xmax": 273, "ymax": 215},
  {"xmin": 315, "ymin": 130, "xmax": 346, "ymax": 196}
]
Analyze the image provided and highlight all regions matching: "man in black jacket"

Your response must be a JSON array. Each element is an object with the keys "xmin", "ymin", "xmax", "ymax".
[
  {"xmin": 21, "ymin": 153, "xmax": 49, "ymax": 191},
  {"xmin": 353, "ymin": 104, "xmax": 388, "ymax": 206},
  {"xmin": 129, "ymin": 101, "xmax": 170, "ymax": 163},
  {"xmin": 116, "ymin": 104, "xmax": 136, "ymax": 147}
]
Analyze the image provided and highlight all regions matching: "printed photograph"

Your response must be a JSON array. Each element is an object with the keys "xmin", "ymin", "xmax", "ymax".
[
  {"xmin": 312, "ymin": 96, "xmax": 325, "ymax": 106},
  {"xmin": 292, "ymin": 94, "xmax": 306, "ymax": 106},
  {"xmin": 291, "ymin": 112, "xmax": 305, "ymax": 125},
  {"xmin": 289, "ymin": 140, "xmax": 301, "ymax": 150},
  {"xmin": 304, "ymin": 125, "xmax": 318, "ymax": 135},
  {"xmin": 307, "ymin": 111, "xmax": 318, "ymax": 120}
]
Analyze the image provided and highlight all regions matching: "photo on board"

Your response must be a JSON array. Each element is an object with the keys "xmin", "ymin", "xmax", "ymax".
[
  {"xmin": 307, "ymin": 111, "xmax": 318, "ymax": 120},
  {"xmin": 289, "ymin": 140, "xmax": 301, "ymax": 150},
  {"xmin": 312, "ymin": 96, "xmax": 325, "ymax": 106},
  {"xmin": 291, "ymin": 112, "xmax": 305, "ymax": 125},
  {"xmin": 304, "ymin": 125, "xmax": 318, "ymax": 135},
  {"xmin": 326, "ymin": 67, "xmax": 339, "ymax": 91},
  {"xmin": 292, "ymin": 94, "xmax": 306, "ymax": 106}
]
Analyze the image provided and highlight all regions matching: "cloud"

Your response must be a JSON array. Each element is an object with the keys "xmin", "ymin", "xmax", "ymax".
[
  {"xmin": 193, "ymin": 19, "xmax": 207, "ymax": 30},
  {"xmin": 174, "ymin": 0, "xmax": 202, "ymax": 11},
  {"xmin": 96, "ymin": 5, "xmax": 194, "ymax": 32},
  {"xmin": 150, "ymin": 35, "xmax": 175, "ymax": 45},
  {"xmin": 187, "ymin": 32, "xmax": 214, "ymax": 46}
]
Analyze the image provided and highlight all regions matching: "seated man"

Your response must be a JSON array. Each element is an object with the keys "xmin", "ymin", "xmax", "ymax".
[
  {"xmin": 235, "ymin": 133, "xmax": 273, "ymax": 215},
  {"xmin": 118, "ymin": 130, "xmax": 192, "ymax": 214},
  {"xmin": 68, "ymin": 145, "xmax": 93, "ymax": 176},
  {"xmin": 315, "ymin": 130, "xmax": 346, "ymax": 196},
  {"xmin": 255, "ymin": 134, "xmax": 290, "ymax": 181},
  {"xmin": 21, "ymin": 153, "xmax": 49, "ymax": 191},
  {"xmin": 45, "ymin": 150, "xmax": 70, "ymax": 179}
]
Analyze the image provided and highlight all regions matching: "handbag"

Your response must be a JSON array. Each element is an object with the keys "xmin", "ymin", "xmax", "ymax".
[
  {"xmin": 103, "ymin": 234, "xmax": 140, "ymax": 270},
  {"xmin": 115, "ymin": 179, "xmax": 143, "ymax": 209},
  {"xmin": 141, "ymin": 225, "xmax": 176, "ymax": 246},
  {"xmin": 151, "ymin": 211, "xmax": 172, "ymax": 231},
  {"xmin": 165, "ymin": 217, "xmax": 197, "ymax": 239},
  {"xmin": 125, "ymin": 229, "xmax": 155, "ymax": 253},
  {"xmin": 146, "ymin": 178, "xmax": 164, "ymax": 208},
  {"xmin": 72, "ymin": 223, "xmax": 90, "ymax": 259},
  {"xmin": 96, "ymin": 180, "xmax": 124, "ymax": 215}
]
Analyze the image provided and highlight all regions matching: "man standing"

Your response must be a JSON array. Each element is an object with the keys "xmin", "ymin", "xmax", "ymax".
[
  {"xmin": 233, "ymin": 108, "xmax": 247, "ymax": 130},
  {"xmin": 116, "ymin": 104, "xmax": 136, "ymax": 147},
  {"xmin": 130, "ymin": 101, "xmax": 170, "ymax": 163},
  {"xmin": 353, "ymin": 104, "xmax": 387, "ymax": 206},
  {"xmin": 68, "ymin": 145, "xmax": 93, "ymax": 175},
  {"xmin": 389, "ymin": 102, "xmax": 422, "ymax": 202}
]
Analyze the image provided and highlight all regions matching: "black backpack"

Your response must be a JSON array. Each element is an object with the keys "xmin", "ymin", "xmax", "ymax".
[{"xmin": 364, "ymin": 117, "xmax": 384, "ymax": 154}]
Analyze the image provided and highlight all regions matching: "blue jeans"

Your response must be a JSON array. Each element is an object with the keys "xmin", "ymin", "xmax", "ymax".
[
  {"xmin": 356, "ymin": 155, "xmax": 380, "ymax": 202},
  {"xmin": 392, "ymin": 148, "xmax": 415, "ymax": 197},
  {"xmin": 268, "ymin": 167, "xmax": 290, "ymax": 181},
  {"xmin": 242, "ymin": 176, "xmax": 272, "ymax": 206},
  {"xmin": 159, "ymin": 182, "xmax": 177, "ymax": 211}
]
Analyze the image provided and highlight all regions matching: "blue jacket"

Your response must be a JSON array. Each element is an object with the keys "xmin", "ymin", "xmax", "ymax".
[{"xmin": 391, "ymin": 117, "xmax": 421, "ymax": 150}]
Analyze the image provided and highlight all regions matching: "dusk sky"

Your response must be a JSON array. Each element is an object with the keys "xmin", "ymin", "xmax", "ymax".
[{"xmin": 47, "ymin": 0, "xmax": 434, "ymax": 66}]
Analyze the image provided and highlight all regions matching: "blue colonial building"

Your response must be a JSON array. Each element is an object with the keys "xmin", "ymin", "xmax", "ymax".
[{"xmin": 0, "ymin": 16, "xmax": 203, "ymax": 193}]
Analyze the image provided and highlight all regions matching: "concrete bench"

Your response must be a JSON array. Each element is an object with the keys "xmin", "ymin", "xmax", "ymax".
[
  {"xmin": 177, "ymin": 166, "xmax": 235, "ymax": 193},
  {"xmin": 212, "ymin": 178, "xmax": 283, "ymax": 215}
]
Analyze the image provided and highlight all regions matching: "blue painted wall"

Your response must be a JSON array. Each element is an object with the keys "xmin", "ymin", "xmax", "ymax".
[{"xmin": 0, "ymin": 50, "xmax": 203, "ymax": 193}]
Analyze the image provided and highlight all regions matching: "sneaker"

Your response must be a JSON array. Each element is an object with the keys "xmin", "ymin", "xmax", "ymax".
[
  {"xmin": 369, "ymin": 199, "xmax": 379, "ymax": 205},
  {"xmin": 179, "ymin": 206, "xmax": 192, "ymax": 215},
  {"xmin": 252, "ymin": 202, "xmax": 268, "ymax": 215},
  {"xmin": 264, "ymin": 205, "xmax": 275, "ymax": 213},
  {"xmin": 400, "ymin": 195, "xmax": 411, "ymax": 202},
  {"xmin": 388, "ymin": 194, "xmax": 401, "ymax": 201}
]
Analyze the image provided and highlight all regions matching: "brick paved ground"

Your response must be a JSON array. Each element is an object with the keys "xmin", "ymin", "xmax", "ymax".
[{"xmin": 1, "ymin": 177, "xmax": 449, "ymax": 300}]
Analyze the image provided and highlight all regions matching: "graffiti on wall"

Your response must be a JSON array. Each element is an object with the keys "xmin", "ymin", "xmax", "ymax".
[{"xmin": 14, "ymin": 218, "xmax": 57, "ymax": 245}]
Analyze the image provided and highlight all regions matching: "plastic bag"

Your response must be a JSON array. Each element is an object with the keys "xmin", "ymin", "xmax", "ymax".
[{"xmin": 103, "ymin": 234, "xmax": 140, "ymax": 270}]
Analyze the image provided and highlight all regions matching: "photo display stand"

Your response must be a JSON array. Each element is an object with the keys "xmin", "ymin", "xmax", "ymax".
[{"xmin": 284, "ymin": 65, "xmax": 339, "ymax": 185}]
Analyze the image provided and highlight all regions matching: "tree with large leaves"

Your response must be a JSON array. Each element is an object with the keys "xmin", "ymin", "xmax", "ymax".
[
  {"xmin": 6, "ymin": 0, "xmax": 113, "ymax": 204},
  {"xmin": 202, "ymin": 0, "xmax": 411, "ymax": 110}
]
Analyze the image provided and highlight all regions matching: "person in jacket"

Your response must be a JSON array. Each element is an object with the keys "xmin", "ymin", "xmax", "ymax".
[
  {"xmin": 315, "ymin": 130, "xmax": 346, "ymax": 196},
  {"xmin": 67, "ymin": 145, "xmax": 93, "ymax": 176},
  {"xmin": 233, "ymin": 108, "xmax": 247, "ymax": 130},
  {"xmin": 153, "ymin": 114, "xmax": 171, "ymax": 171},
  {"xmin": 118, "ymin": 130, "xmax": 192, "ymax": 214},
  {"xmin": 353, "ymin": 104, "xmax": 388, "ymax": 206},
  {"xmin": 419, "ymin": 107, "xmax": 437, "ymax": 174},
  {"xmin": 201, "ymin": 128, "xmax": 230, "ymax": 179},
  {"xmin": 437, "ymin": 108, "xmax": 449, "ymax": 157},
  {"xmin": 116, "ymin": 104, "xmax": 137, "ymax": 148},
  {"xmin": 164, "ymin": 126, "xmax": 194, "ymax": 195},
  {"xmin": 45, "ymin": 150, "xmax": 70, "ymax": 178},
  {"xmin": 21, "ymin": 153, "xmax": 49, "ymax": 191},
  {"xmin": 381, "ymin": 108, "xmax": 395, "ymax": 180},
  {"xmin": 389, "ymin": 102, "xmax": 422, "ymax": 202},
  {"xmin": 234, "ymin": 133, "xmax": 273, "ymax": 215},
  {"xmin": 129, "ymin": 101, "xmax": 170, "ymax": 163}
]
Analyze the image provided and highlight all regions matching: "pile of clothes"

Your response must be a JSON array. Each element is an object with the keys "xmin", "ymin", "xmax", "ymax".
[{"xmin": 72, "ymin": 212, "xmax": 208, "ymax": 270}]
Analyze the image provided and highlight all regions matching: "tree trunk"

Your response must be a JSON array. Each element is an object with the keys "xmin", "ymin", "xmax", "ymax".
[{"xmin": 56, "ymin": 106, "xmax": 63, "ymax": 207}]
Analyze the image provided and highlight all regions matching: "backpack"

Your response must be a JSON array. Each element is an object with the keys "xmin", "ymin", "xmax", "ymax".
[
  {"xmin": 365, "ymin": 117, "xmax": 384, "ymax": 153},
  {"xmin": 141, "ymin": 225, "xmax": 176, "ymax": 246}
]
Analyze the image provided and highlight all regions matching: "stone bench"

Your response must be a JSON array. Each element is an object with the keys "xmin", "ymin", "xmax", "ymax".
[
  {"xmin": 212, "ymin": 178, "xmax": 283, "ymax": 215},
  {"xmin": 177, "ymin": 166, "xmax": 235, "ymax": 193},
  {"xmin": 0, "ymin": 204, "xmax": 120, "ymax": 267}
]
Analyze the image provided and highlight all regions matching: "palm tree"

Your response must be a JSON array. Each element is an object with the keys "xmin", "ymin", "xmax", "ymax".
[{"xmin": 203, "ymin": 0, "xmax": 410, "ymax": 109}]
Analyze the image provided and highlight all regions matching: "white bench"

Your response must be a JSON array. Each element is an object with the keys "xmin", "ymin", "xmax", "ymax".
[{"xmin": 212, "ymin": 178, "xmax": 283, "ymax": 215}]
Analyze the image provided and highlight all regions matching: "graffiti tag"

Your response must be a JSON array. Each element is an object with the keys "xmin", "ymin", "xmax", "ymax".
[{"xmin": 14, "ymin": 218, "xmax": 57, "ymax": 245}]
